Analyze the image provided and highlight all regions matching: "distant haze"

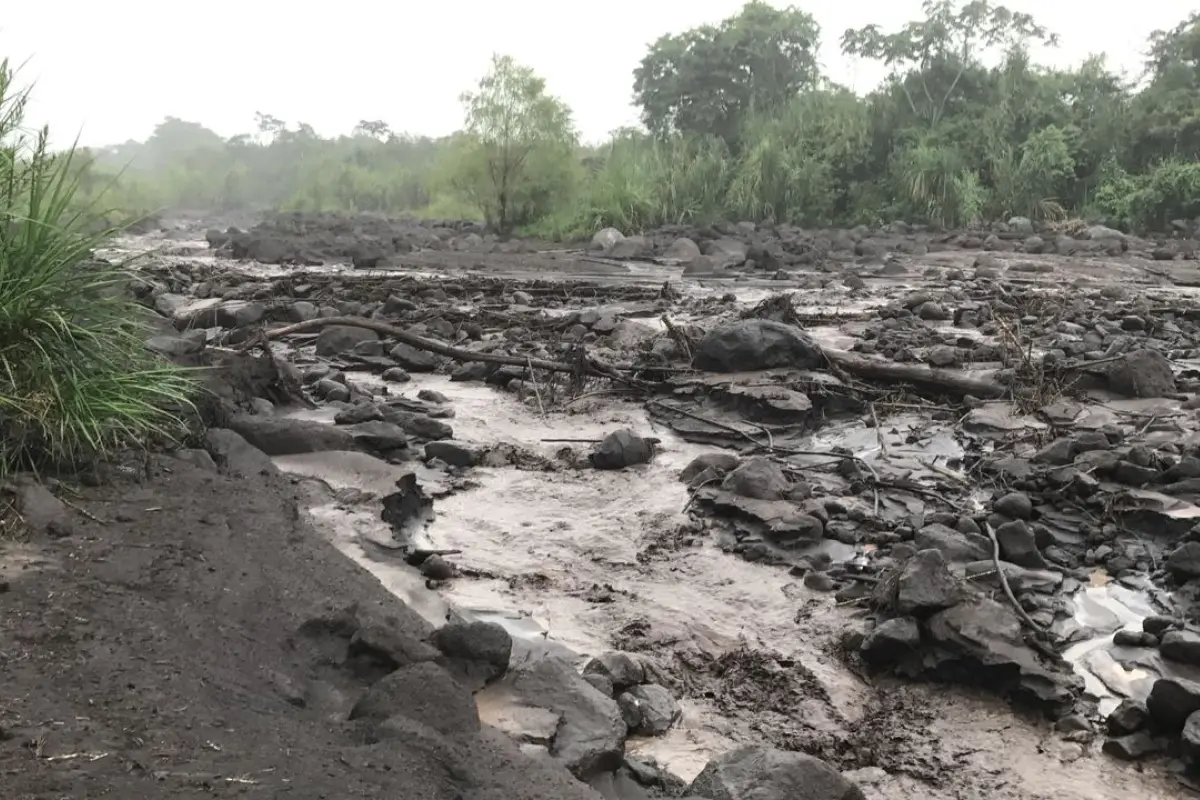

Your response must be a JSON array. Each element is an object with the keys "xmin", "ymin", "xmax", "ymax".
[{"xmin": 5, "ymin": 1, "xmax": 1195, "ymax": 146}]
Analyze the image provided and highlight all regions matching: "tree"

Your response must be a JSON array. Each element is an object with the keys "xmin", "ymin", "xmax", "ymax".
[
  {"xmin": 354, "ymin": 120, "xmax": 393, "ymax": 140},
  {"xmin": 438, "ymin": 54, "xmax": 578, "ymax": 234},
  {"xmin": 633, "ymin": 2, "xmax": 821, "ymax": 146},
  {"xmin": 1126, "ymin": 12, "xmax": 1200, "ymax": 167},
  {"xmin": 842, "ymin": 1, "xmax": 1056, "ymax": 129}
]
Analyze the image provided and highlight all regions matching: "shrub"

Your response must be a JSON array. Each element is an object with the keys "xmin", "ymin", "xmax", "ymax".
[{"xmin": 0, "ymin": 59, "xmax": 198, "ymax": 475}]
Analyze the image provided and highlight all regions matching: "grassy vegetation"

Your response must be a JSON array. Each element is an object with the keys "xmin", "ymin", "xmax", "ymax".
[
  {"xmin": 78, "ymin": 3, "xmax": 1200, "ymax": 238},
  {"xmin": 0, "ymin": 59, "xmax": 197, "ymax": 476}
]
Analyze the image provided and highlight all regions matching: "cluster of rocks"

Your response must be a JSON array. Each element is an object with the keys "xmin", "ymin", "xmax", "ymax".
[{"xmin": 1102, "ymin": 651, "xmax": 1200, "ymax": 766}]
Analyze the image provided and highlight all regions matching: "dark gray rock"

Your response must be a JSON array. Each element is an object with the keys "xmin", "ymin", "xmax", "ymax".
[
  {"xmin": 390, "ymin": 342, "xmax": 441, "ymax": 372},
  {"xmin": 692, "ymin": 320, "xmax": 822, "ymax": 373},
  {"xmin": 204, "ymin": 428, "xmax": 279, "ymax": 477},
  {"xmin": 382, "ymin": 367, "xmax": 411, "ymax": 383},
  {"xmin": 721, "ymin": 457, "xmax": 789, "ymax": 500},
  {"xmin": 315, "ymin": 325, "xmax": 379, "ymax": 357},
  {"xmin": 349, "ymin": 421, "xmax": 410, "ymax": 453},
  {"xmin": 618, "ymin": 684, "xmax": 681, "ymax": 736},
  {"xmin": 425, "ymin": 440, "xmax": 484, "ymax": 467},
  {"xmin": 4, "ymin": 478, "xmax": 73, "ymax": 538},
  {"xmin": 914, "ymin": 523, "xmax": 991, "ymax": 562},
  {"xmin": 1167, "ymin": 542, "xmax": 1200, "ymax": 580},
  {"xmin": 432, "ymin": 621, "xmax": 512, "ymax": 689},
  {"xmin": 993, "ymin": 492, "xmax": 1033, "ymax": 520},
  {"xmin": 860, "ymin": 617, "xmax": 921, "ymax": 665},
  {"xmin": 994, "ymin": 520, "xmax": 1046, "ymax": 569},
  {"xmin": 1107, "ymin": 699, "xmax": 1148, "ymax": 736},
  {"xmin": 1183, "ymin": 710, "xmax": 1200, "ymax": 766},
  {"xmin": 349, "ymin": 661, "xmax": 479, "ymax": 736},
  {"xmin": 680, "ymin": 453, "xmax": 741, "ymax": 483},
  {"xmin": 688, "ymin": 745, "xmax": 865, "ymax": 800},
  {"xmin": 1106, "ymin": 349, "xmax": 1176, "ymax": 398},
  {"xmin": 502, "ymin": 657, "xmax": 627, "ymax": 779},
  {"xmin": 1102, "ymin": 732, "xmax": 1160, "ymax": 761},
  {"xmin": 895, "ymin": 549, "xmax": 961, "ymax": 615},
  {"xmin": 584, "ymin": 652, "xmax": 645, "ymax": 690},
  {"xmin": 1160, "ymin": 630, "xmax": 1200, "ymax": 667},
  {"xmin": 380, "ymin": 407, "xmax": 454, "ymax": 441},
  {"xmin": 591, "ymin": 429, "xmax": 654, "ymax": 470},
  {"xmin": 226, "ymin": 414, "xmax": 355, "ymax": 456},
  {"xmin": 1146, "ymin": 677, "xmax": 1200, "ymax": 732}
]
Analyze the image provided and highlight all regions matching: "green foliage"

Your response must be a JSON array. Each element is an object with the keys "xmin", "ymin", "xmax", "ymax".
[
  {"xmin": 634, "ymin": 1, "xmax": 821, "ymax": 146},
  {"xmin": 0, "ymin": 60, "xmax": 197, "ymax": 475},
  {"xmin": 432, "ymin": 55, "xmax": 579, "ymax": 234},
  {"xmin": 67, "ymin": 3, "xmax": 1200, "ymax": 237}
]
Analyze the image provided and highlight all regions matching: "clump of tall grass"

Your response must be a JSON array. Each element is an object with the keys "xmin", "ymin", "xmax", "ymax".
[{"xmin": 0, "ymin": 59, "xmax": 197, "ymax": 475}]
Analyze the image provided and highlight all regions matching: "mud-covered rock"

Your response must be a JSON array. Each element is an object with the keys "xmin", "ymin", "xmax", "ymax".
[
  {"xmin": 860, "ymin": 617, "xmax": 921, "ymax": 665},
  {"xmin": 584, "ymin": 652, "xmax": 645, "ymax": 690},
  {"xmin": 1107, "ymin": 699, "xmax": 1149, "ymax": 736},
  {"xmin": 501, "ymin": 656, "xmax": 627, "ymax": 779},
  {"xmin": 688, "ymin": 745, "xmax": 865, "ymax": 800},
  {"xmin": 349, "ymin": 661, "xmax": 480, "ymax": 736},
  {"xmin": 692, "ymin": 320, "xmax": 822, "ymax": 372},
  {"xmin": 432, "ymin": 621, "xmax": 512, "ymax": 689},
  {"xmin": 1147, "ymin": 677, "xmax": 1200, "ymax": 732},
  {"xmin": 617, "ymin": 683, "xmax": 681, "ymax": 736},
  {"xmin": 226, "ymin": 414, "xmax": 356, "ymax": 456},
  {"xmin": 680, "ymin": 453, "xmax": 741, "ymax": 483},
  {"xmin": 914, "ymin": 523, "xmax": 991, "ymax": 562},
  {"xmin": 895, "ymin": 549, "xmax": 962, "ymax": 615},
  {"xmin": 1160, "ymin": 630, "xmax": 1200, "ymax": 666},
  {"xmin": 315, "ymin": 325, "xmax": 379, "ymax": 357},
  {"xmin": 1106, "ymin": 349, "xmax": 1176, "ymax": 398},
  {"xmin": 425, "ymin": 440, "xmax": 484, "ymax": 467},
  {"xmin": 721, "ymin": 457, "xmax": 790, "ymax": 500},
  {"xmin": 591, "ymin": 429, "xmax": 654, "ymax": 470}
]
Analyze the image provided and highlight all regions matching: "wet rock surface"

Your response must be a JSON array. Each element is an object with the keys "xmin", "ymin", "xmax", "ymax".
[{"xmin": 20, "ymin": 212, "xmax": 1200, "ymax": 798}]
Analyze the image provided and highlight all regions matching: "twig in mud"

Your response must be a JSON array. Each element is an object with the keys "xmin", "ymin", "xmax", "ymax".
[
  {"xmin": 60, "ymin": 497, "xmax": 106, "ymax": 524},
  {"xmin": 661, "ymin": 314, "xmax": 694, "ymax": 362},
  {"xmin": 869, "ymin": 403, "xmax": 890, "ymax": 459},
  {"xmin": 541, "ymin": 438, "xmax": 601, "ymax": 444},
  {"xmin": 983, "ymin": 521, "xmax": 1051, "ymax": 639},
  {"xmin": 563, "ymin": 388, "xmax": 639, "ymax": 407},
  {"xmin": 526, "ymin": 357, "xmax": 546, "ymax": 417}
]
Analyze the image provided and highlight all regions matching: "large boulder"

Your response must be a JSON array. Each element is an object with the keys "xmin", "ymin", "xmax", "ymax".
[
  {"xmin": 349, "ymin": 661, "xmax": 480, "ymax": 737},
  {"xmin": 693, "ymin": 320, "xmax": 822, "ymax": 372},
  {"xmin": 1106, "ymin": 350, "xmax": 1176, "ymax": 398},
  {"xmin": 688, "ymin": 745, "xmax": 865, "ymax": 800}
]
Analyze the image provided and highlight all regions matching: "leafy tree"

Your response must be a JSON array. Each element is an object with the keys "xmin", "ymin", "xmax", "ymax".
[
  {"xmin": 633, "ymin": 1, "xmax": 821, "ymax": 146},
  {"xmin": 436, "ymin": 54, "xmax": 578, "ymax": 234},
  {"xmin": 1127, "ymin": 12, "xmax": 1200, "ymax": 167},
  {"xmin": 842, "ymin": 0, "xmax": 1056, "ymax": 129}
]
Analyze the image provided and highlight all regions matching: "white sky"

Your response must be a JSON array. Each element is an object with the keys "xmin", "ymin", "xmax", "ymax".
[{"xmin": 3, "ymin": 1, "xmax": 1195, "ymax": 147}]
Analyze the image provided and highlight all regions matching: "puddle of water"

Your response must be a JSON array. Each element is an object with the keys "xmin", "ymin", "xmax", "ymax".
[{"xmin": 1062, "ymin": 582, "xmax": 1159, "ymax": 716}]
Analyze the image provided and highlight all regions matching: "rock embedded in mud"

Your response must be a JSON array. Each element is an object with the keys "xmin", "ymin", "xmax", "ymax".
[
  {"xmin": 1167, "ymin": 543, "xmax": 1200, "ymax": 581},
  {"xmin": 420, "ymin": 555, "xmax": 455, "ymax": 581},
  {"xmin": 1106, "ymin": 349, "xmax": 1176, "ymax": 398},
  {"xmin": 860, "ymin": 617, "xmax": 921, "ymax": 666},
  {"xmin": 390, "ymin": 342, "xmax": 441, "ymax": 372},
  {"xmin": 617, "ymin": 684, "xmax": 681, "ymax": 736},
  {"xmin": 692, "ymin": 319, "xmax": 822, "ymax": 373},
  {"xmin": 381, "ymin": 367, "xmax": 411, "ymax": 383},
  {"xmin": 349, "ymin": 661, "xmax": 480, "ymax": 736},
  {"xmin": 227, "ymin": 414, "xmax": 356, "ymax": 456},
  {"xmin": 1160, "ymin": 630, "xmax": 1200, "ymax": 666},
  {"xmin": 1107, "ymin": 699, "xmax": 1149, "ymax": 736},
  {"xmin": 721, "ymin": 457, "xmax": 789, "ymax": 500},
  {"xmin": 993, "ymin": 492, "xmax": 1033, "ymax": 520},
  {"xmin": 679, "ymin": 453, "xmax": 740, "ymax": 484},
  {"xmin": 350, "ymin": 421, "xmax": 410, "ymax": 453},
  {"xmin": 688, "ymin": 745, "xmax": 866, "ymax": 800},
  {"xmin": 1145, "ymin": 677, "xmax": 1200, "ymax": 733},
  {"xmin": 895, "ymin": 549, "xmax": 962, "ymax": 615},
  {"xmin": 432, "ymin": 621, "xmax": 512, "ymax": 689},
  {"xmin": 1183, "ymin": 712, "xmax": 1200, "ymax": 766},
  {"xmin": 1102, "ymin": 732, "xmax": 1160, "ymax": 761},
  {"xmin": 584, "ymin": 652, "xmax": 645, "ymax": 690},
  {"xmin": 591, "ymin": 429, "xmax": 654, "ymax": 470},
  {"xmin": 4, "ymin": 479, "xmax": 74, "ymax": 538},
  {"xmin": 204, "ymin": 428, "xmax": 279, "ymax": 477},
  {"xmin": 914, "ymin": 523, "xmax": 991, "ymax": 563},
  {"xmin": 381, "ymin": 407, "xmax": 453, "ymax": 441},
  {"xmin": 994, "ymin": 520, "xmax": 1047, "ymax": 569},
  {"xmin": 425, "ymin": 440, "xmax": 484, "ymax": 468},
  {"xmin": 315, "ymin": 325, "xmax": 379, "ymax": 357},
  {"xmin": 503, "ymin": 657, "xmax": 627, "ymax": 779}
]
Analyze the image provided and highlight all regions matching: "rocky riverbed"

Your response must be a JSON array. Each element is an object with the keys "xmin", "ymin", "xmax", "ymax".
[{"xmin": 8, "ymin": 210, "xmax": 1200, "ymax": 799}]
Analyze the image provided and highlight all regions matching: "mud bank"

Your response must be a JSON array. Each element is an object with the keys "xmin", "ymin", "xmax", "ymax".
[{"xmin": 43, "ymin": 211, "xmax": 1200, "ymax": 798}]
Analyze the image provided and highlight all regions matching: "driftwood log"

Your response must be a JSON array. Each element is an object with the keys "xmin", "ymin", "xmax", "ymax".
[{"xmin": 261, "ymin": 315, "xmax": 1013, "ymax": 399}]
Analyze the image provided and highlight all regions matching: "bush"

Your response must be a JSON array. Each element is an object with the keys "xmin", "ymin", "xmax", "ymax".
[{"xmin": 0, "ymin": 60, "xmax": 197, "ymax": 475}]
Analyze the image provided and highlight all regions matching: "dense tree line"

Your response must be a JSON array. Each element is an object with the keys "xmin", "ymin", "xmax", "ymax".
[{"xmin": 80, "ymin": 2, "xmax": 1200, "ymax": 236}]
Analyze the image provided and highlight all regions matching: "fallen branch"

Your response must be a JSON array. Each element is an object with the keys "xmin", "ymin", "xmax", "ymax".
[
  {"xmin": 821, "ymin": 349, "xmax": 1011, "ymax": 400},
  {"xmin": 258, "ymin": 316, "xmax": 653, "ymax": 388}
]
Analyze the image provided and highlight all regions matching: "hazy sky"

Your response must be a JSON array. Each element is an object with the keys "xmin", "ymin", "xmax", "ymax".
[{"xmin": 3, "ymin": 1, "xmax": 1195, "ymax": 147}]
